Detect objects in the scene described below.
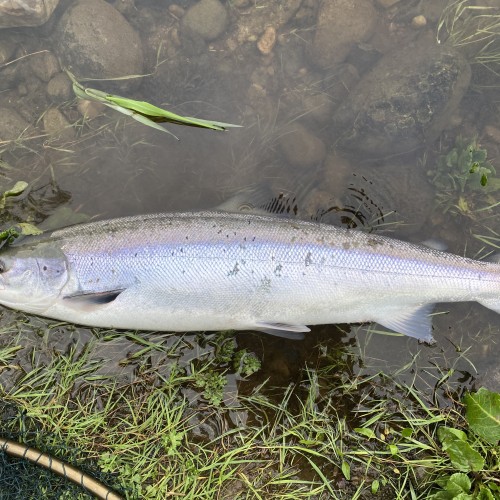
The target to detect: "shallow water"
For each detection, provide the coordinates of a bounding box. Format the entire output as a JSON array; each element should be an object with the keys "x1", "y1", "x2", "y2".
[{"x1": 0, "y1": 0, "x2": 499, "y2": 458}]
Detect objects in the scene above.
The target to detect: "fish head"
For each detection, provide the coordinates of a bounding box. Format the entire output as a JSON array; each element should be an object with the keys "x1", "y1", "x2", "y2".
[{"x1": 0, "y1": 242, "x2": 68, "y2": 314}]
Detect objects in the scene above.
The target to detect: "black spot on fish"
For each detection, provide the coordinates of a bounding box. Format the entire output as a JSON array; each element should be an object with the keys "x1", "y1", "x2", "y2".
[
  {"x1": 305, "y1": 252, "x2": 313, "y2": 267},
  {"x1": 228, "y1": 262, "x2": 240, "y2": 276}
]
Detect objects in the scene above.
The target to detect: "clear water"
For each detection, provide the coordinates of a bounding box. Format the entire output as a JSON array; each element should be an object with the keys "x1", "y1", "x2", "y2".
[{"x1": 0, "y1": 0, "x2": 499, "y2": 411}]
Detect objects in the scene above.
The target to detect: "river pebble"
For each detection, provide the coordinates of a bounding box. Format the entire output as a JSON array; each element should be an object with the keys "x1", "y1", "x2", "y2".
[
  {"x1": 375, "y1": 0, "x2": 400, "y2": 7},
  {"x1": 182, "y1": 0, "x2": 228, "y2": 41},
  {"x1": 411, "y1": 15, "x2": 427, "y2": 29},
  {"x1": 54, "y1": 0, "x2": 143, "y2": 91},
  {"x1": 43, "y1": 108, "x2": 75, "y2": 141},
  {"x1": 278, "y1": 123, "x2": 326, "y2": 168},
  {"x1": 257, "y1": 26, "x2": 277, "y2": 55},
  {"x1": 0, "y1": 107, "x2": 31, "y2": 141},
  {"x1": 29, "y1": 51, "x2": 60, "y2": 82},
  {"x1": 310, "y1": 0, "x2": 377, "y2": 69},
  {"x1": 47, "y1": 73, "x2": 72, "y2": 101}
]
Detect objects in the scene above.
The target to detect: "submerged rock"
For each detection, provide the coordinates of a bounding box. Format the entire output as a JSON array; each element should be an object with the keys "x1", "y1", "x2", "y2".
[
  {"x1": 309, "y1": 0, "x2": 377, "y2": 69},
  {"x1": 0, "y1": 0, "x2": 60, "y2": 28},
  {"x1": 278, "y1": 123, "x2": 326, "y2": 168},
  {"x1": 182, "y1": 0, "x2": 228, "y2": 41},
  {"x1": 54, "y1": 0, "x2": 143, "y2": 90},
  {"x1": 0, "y1": 107, "x2": 31, "y2": 141},
  {"x1": 332, "y1": 38, "x2": 471, "y2": 157},
  {"x1": 43, "y1": 107, "x2": 74, "y2": 141},
  {"x1": 29, "y1": 50, "x2": 60, "y2": 82}
]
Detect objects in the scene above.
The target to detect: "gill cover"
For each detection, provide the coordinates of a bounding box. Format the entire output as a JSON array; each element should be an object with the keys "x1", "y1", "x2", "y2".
[{"x1": 0, "y1": 241, "x2": 68, "y2": 314}]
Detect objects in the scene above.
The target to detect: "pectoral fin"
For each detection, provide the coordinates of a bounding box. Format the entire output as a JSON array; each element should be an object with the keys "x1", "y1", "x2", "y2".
[
  {"x1": 63, "y1": 289, "x2": 125, "y2": 310},
  {"x1": 375, "y1": 304, "x2": 435, "y2": 343},
  {"x1": 254, "y1": 321, "x2": 310, "y2": 340}
]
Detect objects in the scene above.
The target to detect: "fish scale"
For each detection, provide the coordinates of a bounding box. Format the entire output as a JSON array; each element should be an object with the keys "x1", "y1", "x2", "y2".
[{"x1": 0, "y1": 211, "x2": 499, "y2": 342}]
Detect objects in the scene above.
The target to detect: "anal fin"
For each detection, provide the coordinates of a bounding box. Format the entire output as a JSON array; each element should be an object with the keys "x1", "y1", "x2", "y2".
[
  {"x1": 374, "y1": 304, "x2": 435, "y2": 344},
  {"x1": 254, "y1": 321, "x2": 310, "y2": 340}
]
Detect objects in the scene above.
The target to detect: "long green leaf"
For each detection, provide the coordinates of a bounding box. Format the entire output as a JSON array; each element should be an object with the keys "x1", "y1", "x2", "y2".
[{"x1": 67, "y1": 70, "x2": 241, "y2": 136}]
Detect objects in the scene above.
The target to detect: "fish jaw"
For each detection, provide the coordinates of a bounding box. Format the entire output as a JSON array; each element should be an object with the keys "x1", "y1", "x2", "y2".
[{"x1": 0, "y1": 242, "x2": 69, "y2": 315}]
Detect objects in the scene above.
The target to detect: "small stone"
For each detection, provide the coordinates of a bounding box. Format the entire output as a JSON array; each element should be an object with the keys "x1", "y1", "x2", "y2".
[
  {"x1": 170, "y1": 27, "x2": 181, "y2": 47},
  {"x1": 231, "y1": 0, "x2": 250, "y2": 7},
  {"x1": 43, "y1": 108, "x2": 75, "y2": 141},
  {"x1": 168, "y1": 4, "x2": 185, "y2": 18},
  {"x1": 411, "y1": 15, "x2": 427, "y2": 29},
  {"x1": 323, "y1": 152, "x2": 354, "y2": 200},
  {"x1": 257, "y1": 26, "x2": 277, "y2": 55},
  {"x1": 302, "y1": 93, "x2": 333, "y2": 125},
  {"x1": 29, "y1": 51, "x2": 60, "y2": 82},
  {"x1": 375, "y1": 0, "x2": 400, "y2": 7},
  {"x1": 17, "y1": 82, "x2": 28, "y2": 97},
  {"x1": 0, "y1": 39, "x2": 16, "y2": 65},
  {"x1": 182, "y1": 0, "x2": 228, "y2": 41},
  {"x1": 77, "y1": 100, "x2": 106, "y2": 120},
  {"x1": 0, "y1": 107, "x2": 31, "y2": 141},
  {"x1": 47, "y1": 73, "x2": 72, "y2": 101},
  {"x1": 278, "y1": 123, "x2": 326, "y2": 168},
  {"x1": 483, "y1": 125, "x2": 500, "y2": 145}
]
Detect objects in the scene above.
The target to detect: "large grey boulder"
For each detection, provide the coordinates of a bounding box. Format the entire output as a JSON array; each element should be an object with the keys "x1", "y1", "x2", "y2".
[
  {"x1": 54, "y1": 0, "x2": 143, "y2": 90},
  {"x1": 332, "y1": 38, "x2": 471, "y2": 157}
]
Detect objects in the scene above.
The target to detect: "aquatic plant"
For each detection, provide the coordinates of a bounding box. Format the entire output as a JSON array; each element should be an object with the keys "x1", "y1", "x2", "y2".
[
  {"x1": 438, "y1": 1, "x2": 500, "y2": 76},
  {"x1": 0, "y1": 181, "x2": 42, "y2": 248},
  {"x1": 429, "y1": 136, "x2": 500, "y2": 217}
]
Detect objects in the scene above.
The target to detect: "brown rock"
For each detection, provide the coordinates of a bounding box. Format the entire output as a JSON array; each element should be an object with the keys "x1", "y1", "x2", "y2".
[
  {"x1": 0, "y1": 107, "x2": 31, "y2": 141},
  {"x1": 278, "y1": 123, "x2": 326, "y2": 168},
  {"x1": 43, "y1": 108, "x2": 75, "y2": 141},
  {"x1": 310, "y1": 0, "x2": 378, "y2": 69},
  {"x1": 0, "y1": 0, "x2": 60, "y2": 28},
  {"x1": 257, "y1": 26, "x2": 277, "y2": 55},
  {"x1": 47, "y1": 73, "x2": 72, "y2": 100},
  {"x1": 55, "y1": 0, "x2": 143, "y2": 92},
  {"x1": 30, "y1": 51, "x2": 60, "y2": 82},
  {"x1": 483, "y1": 125, "x2": 500, "y2": 145}
]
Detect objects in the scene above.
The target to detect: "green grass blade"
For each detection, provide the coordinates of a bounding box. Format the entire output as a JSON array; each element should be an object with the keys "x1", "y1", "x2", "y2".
[
  {"x1": 105, "y1": 95, "x2": 241, "y2": 130},
  {"x1": 66, "y1": 69, "x2": 241, "y2": 134}
]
